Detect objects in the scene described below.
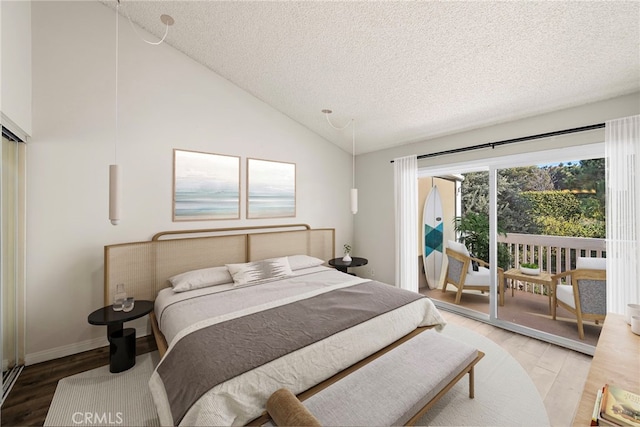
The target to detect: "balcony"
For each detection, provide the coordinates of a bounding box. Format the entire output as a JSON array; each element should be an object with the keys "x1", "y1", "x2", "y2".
[{"x1": 420, "y1": 233, "x2": 606, "y2": 346}]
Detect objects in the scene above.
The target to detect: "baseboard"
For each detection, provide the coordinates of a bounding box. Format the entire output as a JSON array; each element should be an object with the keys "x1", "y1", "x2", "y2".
[{"x1": 25, "y1": 326, "x2": 150, "y2": 366}]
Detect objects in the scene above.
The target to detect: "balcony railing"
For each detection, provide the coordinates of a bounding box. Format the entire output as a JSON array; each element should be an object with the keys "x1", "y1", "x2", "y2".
[{"x1": 498, "y1": 233, "x2": 606, "y2": 275}]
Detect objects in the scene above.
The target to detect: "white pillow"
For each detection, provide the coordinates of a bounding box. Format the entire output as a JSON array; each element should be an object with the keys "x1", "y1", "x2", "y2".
[
  {"x1": 226, "y1": 257, "x2": 293, "y2": 286},
  {"x1": 168, "y1": 266, "x2": 233, "y2": 292},
  {"x1": 576, "y1": 256, "x2": 606, "y2": 270},
  {"x1": 447, "y1": 240, "x2": 476, "y2": 273},
  {"x1": 287, "y1": 255, "x2": 325, "y2": 271},
  {"x1": 447, "y1": 240, "x2": 470, "y2": 257}
]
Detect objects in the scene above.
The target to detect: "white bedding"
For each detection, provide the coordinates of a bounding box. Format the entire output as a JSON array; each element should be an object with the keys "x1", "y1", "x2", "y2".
[
  {"x1": 149, "y1": 268, "x2": 446, "y2": 426},
  {"x1": 156, "y1": 266, "x2": 347, "y2": 345}
]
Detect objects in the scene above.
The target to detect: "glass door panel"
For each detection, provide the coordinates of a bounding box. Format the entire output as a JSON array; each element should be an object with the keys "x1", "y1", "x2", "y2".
[
  {"x1": 419, "y1": 170, "x2": 497, "y2": 318},
  {"x1": 496, "y1": 159, "x2": 606, "y2": 346}
]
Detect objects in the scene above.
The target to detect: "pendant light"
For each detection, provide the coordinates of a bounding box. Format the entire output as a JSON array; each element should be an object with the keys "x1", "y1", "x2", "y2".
[
  {"x1": 349, "y1": 122, "x2": 358, "y2": 215},
  {"x1": 108, "y1": 0, "x2": 174, "y2": 225},
  {"x1": 322, "y1": 109, "x2": 358, "y2": 214},
  {"x1": 109, "y1": 1, "x2": 121, "y2": 225}
]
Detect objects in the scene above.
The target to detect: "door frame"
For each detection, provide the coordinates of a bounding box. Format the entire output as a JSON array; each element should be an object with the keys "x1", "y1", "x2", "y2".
[{"x1": 418, "y1": 143, "x2": 604, "y2": 355}]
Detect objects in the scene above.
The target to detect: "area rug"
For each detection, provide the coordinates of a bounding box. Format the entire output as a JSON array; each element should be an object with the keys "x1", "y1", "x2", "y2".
[
  {"x1": 416, "y1": 323, "x2": 550, "y2": 426},
  {"x1": 44, "y1": 352, "x2": 161, "y2": 427},
  {"x1": 45, "y1": 325, "x2": 549, "y2": 427}
]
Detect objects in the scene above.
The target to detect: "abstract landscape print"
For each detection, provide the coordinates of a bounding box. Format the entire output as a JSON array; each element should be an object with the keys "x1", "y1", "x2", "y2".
[
  {"x1": 247, "y1": 158, "x2": 296, "y2": 219},
  {"x1": 173, "y1": 149, "x2": 241, "y2": 221}
]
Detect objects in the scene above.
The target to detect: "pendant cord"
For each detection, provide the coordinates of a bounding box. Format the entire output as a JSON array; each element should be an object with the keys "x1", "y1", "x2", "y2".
[
  {"x1": 324, "y1": 113, "x2": 351, "y2": 131},
  {"x1": 352, "y1": 121, "x2": 355, "y2": 188},
  {"x1": 115, "y1": 1, "x2": 119, "y2": 164},
  {"x1": 323, "y1": 112, "x2": 356, "y2": 188},
  {"x1": 123, "y1": 2, "x2": 171, "y2": 45},
  {"x1": 323, "y1": 110, "x2": 358, "y2": 214}
]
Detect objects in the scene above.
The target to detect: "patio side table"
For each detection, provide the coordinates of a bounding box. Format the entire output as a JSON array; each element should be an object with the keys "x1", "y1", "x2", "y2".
[{"x1": 501, "y1": 268, "x2": 554, "y2": 315}]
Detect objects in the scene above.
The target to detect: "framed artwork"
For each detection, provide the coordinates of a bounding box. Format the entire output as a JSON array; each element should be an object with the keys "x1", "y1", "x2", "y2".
[
  {"x1": 173, "y1": 149, "x2": 240, "y2": 221},
  {"x1": 247, "y1": 158, "x2": 296, "y2": 219}
]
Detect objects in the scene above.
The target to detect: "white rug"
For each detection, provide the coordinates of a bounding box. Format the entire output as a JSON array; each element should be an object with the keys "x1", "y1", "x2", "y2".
[
  {"x1": 44, "y1": 352, "x2": 161, "y2": 427},
  {"x1": 417, "y1": 323, "x2": 549, "y2": 426},
  {"x1": 45, "y1": 325, "x2": 549, "y2": 427}
]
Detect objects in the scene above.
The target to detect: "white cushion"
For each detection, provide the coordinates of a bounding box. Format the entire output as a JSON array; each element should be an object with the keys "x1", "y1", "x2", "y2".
[
  {"x1": 168, "y1": 266, "x2": 233, "y2": 292},
  {"x1": 447, "y1": 240, "x2": 470, "y2": 258},
  {"x1": 226, "y1": 257, "x2": 293, "y2": 286},
  {"x1": 556, "y1": 283, "x2": 575, "y2": 308},
  {"x1": 302, "y1": 330, "x2": 478, "y2": 427},
  {"x1": 447, "y1": 240, "x2": 478, "y2": 274},
  {"x1": 287, "y1": 255, "x2": 325, "y2": 271},
  {"x1": 576, "y1": 257, "x2": 606, "y2": 270},
  {"x1": 463, "y1": 266, "x2": 490, "y2": 285}
]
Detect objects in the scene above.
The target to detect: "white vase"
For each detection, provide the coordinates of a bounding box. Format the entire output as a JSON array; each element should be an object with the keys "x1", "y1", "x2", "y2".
[
  {"x1": 342, "y1": 254, "x2": 352, "y2": 262},
  {"x1": 520, "y1": 267, "x2": 540, "y2": 276}
]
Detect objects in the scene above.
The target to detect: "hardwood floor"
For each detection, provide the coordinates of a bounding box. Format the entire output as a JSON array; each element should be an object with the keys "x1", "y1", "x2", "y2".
[
  {"x1": 0, "y1": 335, "x2": 157, "y2": 427},
  {"x1": 440, "y1": 310, "x2": 592, "y2": 427},
  {"x1": 1, "y1": 316, "x2": 590, "y2": 427}
]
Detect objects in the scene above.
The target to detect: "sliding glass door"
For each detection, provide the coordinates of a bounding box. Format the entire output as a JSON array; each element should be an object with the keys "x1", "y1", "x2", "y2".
[
  {"x1": 495, "y1": 159, "x2": 606, "y2": 347},
  {"x1": 1, "y1": 130, "x2": 26, "y2": 404},
  {"x1": 419, "y1": 143, "x2": 605, "y2": 354},
  {"x1": 419, "y1": 171, "x2": 493, "y2": 318}
]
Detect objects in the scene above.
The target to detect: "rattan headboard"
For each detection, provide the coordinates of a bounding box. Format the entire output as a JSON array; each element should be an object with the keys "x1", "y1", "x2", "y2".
[{"x1": 104, "y1": 224, "x2": 335, "y2": 305}]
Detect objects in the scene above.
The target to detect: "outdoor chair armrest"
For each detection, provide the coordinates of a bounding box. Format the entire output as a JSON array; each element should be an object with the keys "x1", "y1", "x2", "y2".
[
  {"x1": 468, "y1": 257, "x2": 502, "y2": 274},
  {"x1": 471, "y1": 257, "x2": 490, "y2": 268},
  {"x1": 552, "y1": 270, "x2": 573, "y2": 282}
]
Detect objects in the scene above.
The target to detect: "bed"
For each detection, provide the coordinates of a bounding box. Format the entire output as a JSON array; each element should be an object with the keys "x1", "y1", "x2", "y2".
[{"x1": 104, "y1": 224, "x2": 446, "y2": 426}]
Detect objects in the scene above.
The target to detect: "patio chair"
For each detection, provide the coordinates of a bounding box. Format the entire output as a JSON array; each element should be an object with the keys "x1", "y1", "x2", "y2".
[
  {"x1": 443, "y1": 240, "x2": 497, "y2": 305},
  {"x1": 552, "y1": 257, "x2": 606, "y2": 340}
]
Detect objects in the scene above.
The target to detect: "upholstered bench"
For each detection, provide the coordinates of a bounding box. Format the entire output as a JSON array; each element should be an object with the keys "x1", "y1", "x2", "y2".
[{"x1": 264, "y1": 329, "x2": 484, "y2": 426}]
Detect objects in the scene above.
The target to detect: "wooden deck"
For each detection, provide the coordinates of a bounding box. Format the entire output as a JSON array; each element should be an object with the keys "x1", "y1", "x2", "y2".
[{"x1": 421, "y1": 284, "x2": 602, "y2": 347}]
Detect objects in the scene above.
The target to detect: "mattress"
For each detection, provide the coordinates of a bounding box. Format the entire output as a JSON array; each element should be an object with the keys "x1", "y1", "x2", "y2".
[{"x1": 149, "y1": 267, "x2": 446, "y2": 426}]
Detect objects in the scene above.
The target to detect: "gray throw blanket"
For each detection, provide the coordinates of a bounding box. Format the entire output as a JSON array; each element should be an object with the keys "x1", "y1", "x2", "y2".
[{"x1": 156, "y1": 280, "x2": 424, "y2": 425}]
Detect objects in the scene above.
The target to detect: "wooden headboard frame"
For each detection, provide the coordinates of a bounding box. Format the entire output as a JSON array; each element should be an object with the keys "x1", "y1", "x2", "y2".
[{"x1": 104, "y1": 224, "x2": 335, "y2": 305}]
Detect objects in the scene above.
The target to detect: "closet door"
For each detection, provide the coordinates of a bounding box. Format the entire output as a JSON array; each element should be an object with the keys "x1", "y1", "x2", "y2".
[{"x1": 2, "y1": 129, "x2": 26, "y2": 403}]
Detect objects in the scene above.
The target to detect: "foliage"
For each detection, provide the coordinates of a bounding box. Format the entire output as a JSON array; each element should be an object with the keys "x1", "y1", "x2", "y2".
[
  {"x1": 457, "y1": 158, "x2": 606, "y2": 270},
  {"x1": 521, "y1": 262, "x2": 539, "y2": 269},
  {"x1": 536, "y1": 216, "x2": 605, "y2": 238},
  {"x1": 343, "y1": 244, "x2": 351, "y2": 255},
  {"x1": 454, "y1": 212, "x2": 511, "y2": 269},
  {"x1": 461, "y1": 170, "x2": 539, "y2": 235},
  {"x1": 499, "y1": 166, "x2": 555, "y2": 192},
  {"x1": 518, "y1": 189, "x2": 605, "y2": 238},
  {"x1": 542, "y1": 158, "x2": 606, "y2": 221},
  {"x1": 521, "y1": 191, "x2": 581, "y2": 219}
]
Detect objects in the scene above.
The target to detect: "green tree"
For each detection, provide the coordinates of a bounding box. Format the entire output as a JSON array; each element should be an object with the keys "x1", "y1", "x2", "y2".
[
  {"x1": 461, "y1": 169, "x2": 541, "y2": 235},
  {"x1": 521, "y1": 191, "x2": 581, "y2": 220},
  {"x1": 454, "y1": 212, "x2": 511, "y2": 269},
  {"x1": 459, "y1": 160, "x2": 606, "y2": 263}
]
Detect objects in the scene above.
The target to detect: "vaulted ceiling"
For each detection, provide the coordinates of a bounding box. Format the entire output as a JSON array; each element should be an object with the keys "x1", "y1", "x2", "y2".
[{"x1": 100, "y1": 1, "x2": 640, "y2": 154}]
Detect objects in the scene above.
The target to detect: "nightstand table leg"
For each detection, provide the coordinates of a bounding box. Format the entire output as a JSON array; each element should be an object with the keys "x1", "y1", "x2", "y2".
[{"x1": 109, "y1": 327, "x2": 136, "y2": 373}]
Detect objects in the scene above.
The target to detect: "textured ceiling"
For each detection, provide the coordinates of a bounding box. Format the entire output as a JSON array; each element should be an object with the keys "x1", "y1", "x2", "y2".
[{"x1": 100, "y1": 1, "x2": 640, "y2": 154}]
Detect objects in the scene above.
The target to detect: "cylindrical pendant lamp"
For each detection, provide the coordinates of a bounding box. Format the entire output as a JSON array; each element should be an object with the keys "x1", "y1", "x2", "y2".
[
  {"x1": 322, "y1": 109, "x2": 359, "y2": 215},
  {"x1": 350, "y1": 188, "x2": 358, "y2": 214},
  {"x1": 109, "y1": 164, "x2": 121, "y2": 225}
]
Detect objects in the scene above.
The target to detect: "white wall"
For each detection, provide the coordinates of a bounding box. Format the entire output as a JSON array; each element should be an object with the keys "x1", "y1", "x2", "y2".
[
  {"x1": 27, "y1": 1, "x2": 354, "y2": 364},
  {"x1": 1, "y1": 0, "x2": 32, "y2": 138},
  {"x1": 356, "y1": 93, "x2": 640, "y2": 285}
]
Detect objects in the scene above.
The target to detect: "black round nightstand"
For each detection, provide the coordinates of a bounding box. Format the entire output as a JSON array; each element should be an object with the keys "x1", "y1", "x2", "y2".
[
  {"x1": 88, "y1": 300, "x2": 153, "y2": 373},
  {"x1": 328, "y1": 257, "x2": 368, "y2": 275}
]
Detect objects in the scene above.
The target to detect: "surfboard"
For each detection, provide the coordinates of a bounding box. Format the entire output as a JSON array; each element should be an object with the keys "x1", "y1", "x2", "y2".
[{"x1": 423, "y1": 185, "x2": 444, "y2": 289}]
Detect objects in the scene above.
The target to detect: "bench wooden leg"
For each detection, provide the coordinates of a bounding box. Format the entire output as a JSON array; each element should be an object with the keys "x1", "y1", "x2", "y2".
[{"x1": 469, "y1": 366, "x2": 475, "y2": 399}]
